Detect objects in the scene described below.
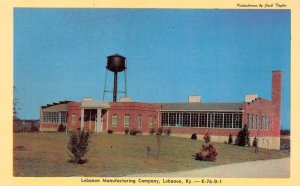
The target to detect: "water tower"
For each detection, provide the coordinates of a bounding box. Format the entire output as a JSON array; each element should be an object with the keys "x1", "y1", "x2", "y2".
[{"x1": 103, "y1": 53, "x2": 127, "y2": 102}]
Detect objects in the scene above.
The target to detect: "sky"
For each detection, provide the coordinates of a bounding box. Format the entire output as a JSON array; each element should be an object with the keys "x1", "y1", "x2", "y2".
[{"x1": 14, "y1": 9, "x2": 291, "y2": 129}]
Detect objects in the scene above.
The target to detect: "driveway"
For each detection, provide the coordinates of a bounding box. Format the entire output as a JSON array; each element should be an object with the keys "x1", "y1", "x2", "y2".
[{"x1": 127, "y1": 158, "x2": 290, "y2": 178}]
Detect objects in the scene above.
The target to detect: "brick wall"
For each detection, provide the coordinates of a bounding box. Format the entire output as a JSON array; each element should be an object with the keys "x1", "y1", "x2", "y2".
[
  {"x1": 107, "y1": 102, "x2": 160, "y2": 133},
  {"x1": 67, "y1": 102, "x2": 81, "y2": 131},
  {"x1": 242, "y1": 71, "x2": 281, "y2": 138}
]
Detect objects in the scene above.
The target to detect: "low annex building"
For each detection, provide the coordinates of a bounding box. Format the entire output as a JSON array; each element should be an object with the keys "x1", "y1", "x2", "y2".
[{"x1": 40, "y1": 71, "x2": 282, "y2": 150}]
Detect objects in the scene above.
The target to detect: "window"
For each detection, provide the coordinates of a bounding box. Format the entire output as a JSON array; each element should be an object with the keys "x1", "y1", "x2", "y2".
[
  {"x1": 208, "y1": 113, "x2": 215, "y2": 128},
  {"x1": 255, "y1": 115, "x2": 259, "y2": 129},
  {"x1": 43, "y1": 112, "x2": 57, "y2": 123},
  {"x1": 263, "y1": 116, "x2": 267, "y2": 129},
  {"x1": 124, "y1": 114, "x2": 130, "y2": 127},
  {"x1": 137, "y1": 115, "x2": 142, "y2": 128},
  {"x1": 199, "y1": 113, "x2": 208, "y2": 127},
  {"x1": 233, "y1": 113, "x2": 242, "y2": 128},
  {"x1": 168, "y1": 113, "x2": 176, "y2": 126},
  {"x1": 161, "y1": 113, "x2": 168, "y2": 126},
  {"x1": 267, "y1": 117, "x2": 271, "y2": 130},
  {"x1": 247, "y1": 114, "x2": 250, "y2": 129},
  {"x1": 214, "y1": 113, "x2": 223, "y2": 128},
  {"x1": 251, "y1": 114, "x2": 255, "y2": 129},
  {"x1": 262, "y1": 116, "x2": 267, "y2": 130},
  {"x1": 112, "y1": 114, "x2": 118, "y2": 127},
  {"x1": 71, "y1": 114, "x2": 77, "y2": 126},
  {"x1": 260, "y1": 116, "x2": 264, "y2": 130},
  {"x1": 182, "y1": 113, "x2": 190, "y2": 127},
  {"x1": 191, "y1": 113, "x2": 199, "y2": 127},
  {"x1": 148, "y1": 116, "x2": 153, "y2": 128},
  {"x1": 176, "y1": 113, "x2": 183, "y2": 127},
  {"x1": 224, "y1": 113, "x2": 233, "y2": 128},
  {"x1": 61, "y1": 112, "x2": 68, "y2": 123},
  {"x1": 43, "y1": 112, "x2": 67, "y2": 124}
]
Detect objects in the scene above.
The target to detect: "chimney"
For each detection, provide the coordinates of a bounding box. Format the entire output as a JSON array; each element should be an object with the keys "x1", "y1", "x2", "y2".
[
  {"x1": 188, "y1": 96, "x2": 201, "y2": 103},
  {"x1": 271, "y1": 70, "x2": 282, "y2": 138},
  {"x1": 272, "y1": 71, "x2": 282, "y2": 110}
]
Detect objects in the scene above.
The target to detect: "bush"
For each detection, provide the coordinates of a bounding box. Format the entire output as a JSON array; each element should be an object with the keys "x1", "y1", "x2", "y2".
[
  {"x1": 130, "y1": 128, "x2": 139, "y2": 136},
  {"x1": 235, "y1": 124, "x2": 250, "y2": 146},
  {"x1": 280, "y1": 129, "x2": 290, "y2": 135},
  {"x1": 107, "y1": 129, "x2": 113, "y2": 134},
  {"x1": 149, "y1": 128, "x2": 156, "y2": 135},
  {"x1": 57, "y1": 124, "x2": 66, "y2": 132},
  {"x1": 203, "y1": 133, "x2": 211, "y2": 143},
  {"x1": 68, "y1": 130, "x2": 90, "y2": 164},
  {"x1": 228, "y1": 134, "x2": 233, "y2": 144},
  {"x1": 124, "y1": 128, "x2": 129, "y2": 135},
  {"x1": 156, "y1": 127, "x2": 164, "y2": 158},
  {"x1": 30, "y1": 124, "x2": 39, "y2": 133},
  {"x1": 191, "y1": 133, "x2": 197, "y2": 140},
  {"x1": 164, "y1": 128, "x2": 171, "y2": 136}
]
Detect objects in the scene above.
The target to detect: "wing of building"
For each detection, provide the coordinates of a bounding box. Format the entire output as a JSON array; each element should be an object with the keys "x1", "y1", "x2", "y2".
[{"x1": 39, "y1": 71, "x2": 282, "y2": 149}]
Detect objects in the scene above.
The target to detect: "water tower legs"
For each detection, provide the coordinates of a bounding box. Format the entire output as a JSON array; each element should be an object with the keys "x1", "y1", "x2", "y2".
[{"x1": 113, "y1": 72, "x2": 118, "y2": 102}]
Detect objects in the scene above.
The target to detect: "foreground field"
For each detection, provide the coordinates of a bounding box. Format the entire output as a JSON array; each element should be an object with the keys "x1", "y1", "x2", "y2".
[{"x1": 13, "y1": 133, "x2": 289, "y2": 177}]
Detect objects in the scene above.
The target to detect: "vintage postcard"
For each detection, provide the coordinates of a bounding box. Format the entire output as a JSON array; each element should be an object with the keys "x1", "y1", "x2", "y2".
[{"x1": 0, "y1": 0, "x2": 299, "y2": 186}]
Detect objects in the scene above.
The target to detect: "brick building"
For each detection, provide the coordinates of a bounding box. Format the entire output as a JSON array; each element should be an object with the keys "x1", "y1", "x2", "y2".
[{"x1": 40, "y1": 71, "x2": 282, "y2": 149}]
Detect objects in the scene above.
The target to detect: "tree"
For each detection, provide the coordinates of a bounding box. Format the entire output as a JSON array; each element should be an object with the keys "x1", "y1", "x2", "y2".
[
  {"x1": 68, "y1": 130, "x2": 90, "y2": 164},
  {"x1": 13, "y1": 86, "x2": 20, "y2": 121},
  {"x1": 156, "y1": 127, "x2": 164, "y2": 158},
  {"x1": 235, "y1": 124, "x2": 250, "y2": 146},
  {"x1": 228, "y1": 134, "x2": 233, "y2": 144}
]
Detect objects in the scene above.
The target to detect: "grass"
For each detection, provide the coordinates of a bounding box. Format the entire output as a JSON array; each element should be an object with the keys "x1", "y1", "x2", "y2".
[{"x1": 13, "y1": 133, "x2": 289, "y2": 177}]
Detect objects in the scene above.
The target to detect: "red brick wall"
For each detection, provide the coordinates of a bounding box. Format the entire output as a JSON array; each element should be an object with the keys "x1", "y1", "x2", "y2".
[
  {"x1": 67, "y1": 102, "x2": 81, "y2": 131},
  {"x1": 242, "y1": 98, "x2": 277, "y2": 137},
  {"x1": 39, "y1": 123, "x2": 63, "y2": 131},
  {"x1": 242, "y1": 71, "x2": 282, "y2": 138},
  {"x1": 164, "y1": 127, "x2": 240, "y2": 136},
  {"x1": 107, "y1": 102, "x2": 161, "y2": 133}
]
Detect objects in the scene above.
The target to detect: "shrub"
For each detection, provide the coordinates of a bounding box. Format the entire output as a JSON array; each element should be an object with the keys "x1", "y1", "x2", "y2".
[
  {"x1": 130, "y1": 128, "x2": 139, "y2": 135},
  {"x1": 30, "y1": 124, "x2": 39, "y2": 133},
  {"x1": 68, "y1": 130, "x2": 90, "y2": 164},
  {"x1": 191, "y1": 133, "x2": 197, "y2": 140},
  {"x1": 203, "y1": 132, "x2": 211, "y2": 143},
  {"x1": 228, "y1": 134, "x2": 233, "y2": 144},
  {"x1": 149, "y1": 128, "x2": 156, "y2": 135},
  {"x1": 164, "y1": 128, "x2": 172, "y2": 136},
  {"x1": 156, "y1": 127, "x2": 164, "y2": 158},
  {"x1": 57, "y1": 124, "x2": 66, "y2": 132},
  {"x1": 124, "y1": 128, "x2": 129, "y2": 135},
  {"x1": 235, "y1": 124, "x2": 250, "y2": 146},
  {"x1": 107, "y1": 129, "x2": 113, "y2": 134}
]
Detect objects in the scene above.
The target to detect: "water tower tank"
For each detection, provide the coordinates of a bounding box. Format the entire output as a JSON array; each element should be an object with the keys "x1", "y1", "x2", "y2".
[
  {"x1": 104, "y1": 53, "x2": 127, "y2": 102},
  {"x1": 106, "y1": 54, "x2": 126, "y2": 72}
]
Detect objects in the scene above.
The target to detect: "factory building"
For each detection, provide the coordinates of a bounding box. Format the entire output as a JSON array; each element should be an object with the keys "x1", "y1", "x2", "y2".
[{"x1": 39, "y1": 71, "x2": 282, "y2": 150}]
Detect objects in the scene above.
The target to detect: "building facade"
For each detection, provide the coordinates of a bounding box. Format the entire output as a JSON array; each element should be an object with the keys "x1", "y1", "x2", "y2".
[{"x1": 39, "y1": 71, "x2": 282, "y2": 149}]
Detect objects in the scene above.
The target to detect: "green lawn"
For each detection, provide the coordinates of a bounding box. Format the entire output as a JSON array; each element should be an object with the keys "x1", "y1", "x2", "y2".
[{"x1": 13, "y1": 133, "x2": 289, "y2": 177}]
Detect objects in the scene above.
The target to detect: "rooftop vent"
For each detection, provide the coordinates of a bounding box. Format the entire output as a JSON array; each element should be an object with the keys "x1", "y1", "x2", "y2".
[
  {"x1": 245, "y1": 94, "x2": 258, "y2": 103},
  {"x1": 82, "y1": 97, "x2": 93, "y2": 102},
  {"x1": 120, "y1": 96, "x2": 132, "y2": 102},
  {"x1": 188, "y1": 96, "x2": 201, "y2": 103}
]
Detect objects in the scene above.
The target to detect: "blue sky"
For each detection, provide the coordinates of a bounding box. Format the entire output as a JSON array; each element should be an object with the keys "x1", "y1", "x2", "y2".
[{"x1": 14, "y1": 9, "x2": 290, "y2": 129}]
